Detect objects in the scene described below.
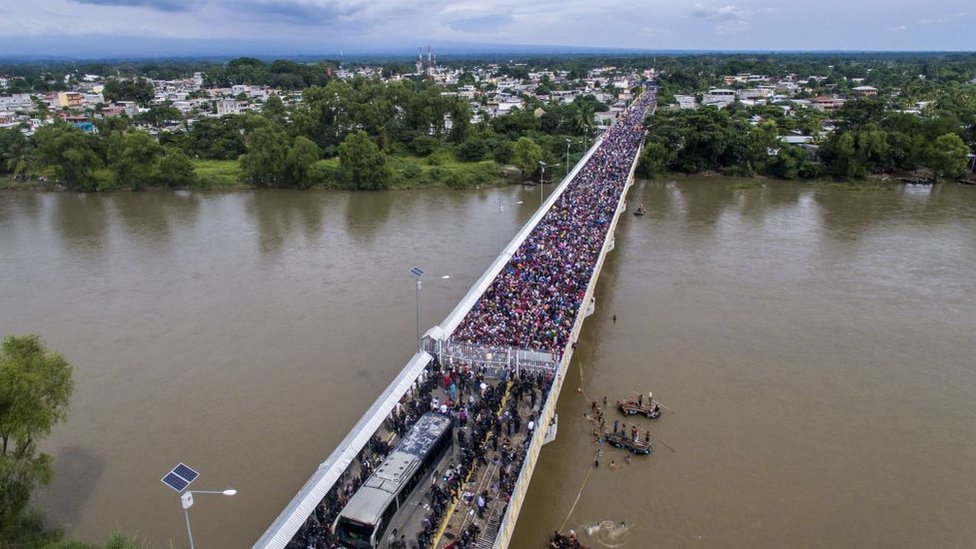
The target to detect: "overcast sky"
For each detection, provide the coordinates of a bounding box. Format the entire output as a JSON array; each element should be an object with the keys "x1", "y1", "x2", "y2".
[{"x1": 0, "y1": 0, "x2": 973, "y2": 57}]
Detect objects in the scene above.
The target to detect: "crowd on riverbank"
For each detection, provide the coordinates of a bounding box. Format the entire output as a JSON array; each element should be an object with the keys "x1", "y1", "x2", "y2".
[{"x1": 452, "y1": 89, "x2": 656, "y2": 355}]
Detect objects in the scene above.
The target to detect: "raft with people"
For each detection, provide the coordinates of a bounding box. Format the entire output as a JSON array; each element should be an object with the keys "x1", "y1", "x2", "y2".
[
  {"x1": 617, "y1": 392, "x2": 661, "y2": 418},
  {"x1": 605, "y1": 429, "x2": 652, "y2": 455},
  {"x1": 633, "y1": 203, "x2": 646, "y2": 217}
]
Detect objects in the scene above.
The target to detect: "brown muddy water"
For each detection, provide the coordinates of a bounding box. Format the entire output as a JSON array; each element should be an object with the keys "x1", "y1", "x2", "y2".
[{"x1": 1, "y1": 179, "x2": 974, "y2": 548}]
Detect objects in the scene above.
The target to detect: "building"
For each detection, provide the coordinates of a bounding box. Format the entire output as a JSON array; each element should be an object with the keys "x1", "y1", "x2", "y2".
[
  {"x1": 216, "y1": 99, "x2": 243, "y2": 116},
  {"x1": 0, "y1": 94, "x2": 34, "y2": 112},
  {"x1": 57, "y1": 92, "x2": 83, "y2": 109},
  {"x1": 852, "y1": 85, "x2": 878, "y2": 96},
  {"x1": 673, "y1": 95, "x2": 697, "y2": 110},
  {"x1": 811, "y1": 96, "x2": 845, "y2": 112},
  {"x1": 702, "y1": 88, "x2": 736, "y2": 108}
]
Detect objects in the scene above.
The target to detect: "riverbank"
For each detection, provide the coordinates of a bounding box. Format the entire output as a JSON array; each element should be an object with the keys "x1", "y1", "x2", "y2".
[
  {"x1": 1, "y1": 156, "x2": 515, "y2": 192},
  {"x1": 655, "y1": 171, "x2": 974, "y2": 191}
]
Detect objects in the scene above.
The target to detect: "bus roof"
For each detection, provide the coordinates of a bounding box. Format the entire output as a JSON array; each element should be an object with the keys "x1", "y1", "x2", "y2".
[
  {"x1": 398, "y1": 413, "x2": 452, "y2": 457},
  {"x1": 338, "y1": 414, "x2": 452, "y2": 526}
]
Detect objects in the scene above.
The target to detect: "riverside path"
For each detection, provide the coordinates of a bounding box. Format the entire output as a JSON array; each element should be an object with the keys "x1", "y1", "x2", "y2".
[{"x1": 255, "y1": 85, "x2": 657, "y2": 549}]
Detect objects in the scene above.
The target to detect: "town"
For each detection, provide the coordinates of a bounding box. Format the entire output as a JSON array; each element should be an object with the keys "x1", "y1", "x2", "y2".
[{"x1": 2, "y1": 53, "x2": 974, "y2": 191}]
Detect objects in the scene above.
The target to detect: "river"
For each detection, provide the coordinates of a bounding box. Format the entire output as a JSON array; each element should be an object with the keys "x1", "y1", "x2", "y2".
[{"x1": 1, "y1": 179, "x2": 974, "y2": 548}]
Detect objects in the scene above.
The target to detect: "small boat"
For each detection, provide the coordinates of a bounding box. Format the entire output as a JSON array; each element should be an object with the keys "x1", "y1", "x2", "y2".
[
  {"x1": 617, "y1": 392, "x2": 661, "y2": 418},
  {"x1": 633, "y1": 203, "x2": 647, "y2": 217},
  {"x1": 605, "y1": 430, "x2": 652, "y2": 455}
]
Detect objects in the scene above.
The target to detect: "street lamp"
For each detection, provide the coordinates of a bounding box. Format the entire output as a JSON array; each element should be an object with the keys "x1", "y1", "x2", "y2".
[
  {"x1": 538, "y1": 161, "x2": 559, "y2": 206},
  {"x1": 496, "y1": 197, "x2": 523, "y2": 254},
  {"x1": 565, "y1": 139, "x2": 572, "y2": 177},
  {"x1": 180, "y1": 489, "x2": 237, "y2": 549},
  {"x1": 410, "y1": 266, "x2": 424, "y2": 350},
  {"x1": 161, "y1": 463, "x2": 236, "y2": 549}
]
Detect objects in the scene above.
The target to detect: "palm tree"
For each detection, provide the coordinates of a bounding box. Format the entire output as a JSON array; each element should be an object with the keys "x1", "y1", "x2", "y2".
[{"x1": 574, "y1": 102, "x2": 595, "y2": 139}]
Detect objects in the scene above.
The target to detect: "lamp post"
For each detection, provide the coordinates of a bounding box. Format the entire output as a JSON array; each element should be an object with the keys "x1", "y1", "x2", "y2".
[
  {"x1": 538, "y1": 161, "x2": 559, "y2": 207},
  {"x1": 410, "y1": 266, "x2": 424, "y2": 350},
  {"x1": 180, "y1": 489, "x2": 237, "y2": 549},
  {"x1": 496, "y1": 197, "x2": 523, "y2": 254},
  {"x1": 565, "y1": 139, "x2": 572, "y2": 177},
  {"x1": 496, "y1": 197, "x2": 503, "y2": 254}
]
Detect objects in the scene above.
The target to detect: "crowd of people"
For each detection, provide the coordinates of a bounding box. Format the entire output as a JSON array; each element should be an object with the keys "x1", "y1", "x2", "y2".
[
  {"x1": 287, "y1": 89, "x2": 655, "y2": 549},
  {"x1": 452, "y1": 89, "x2": 656, "y2": 356},
  {"x1": 287, "y1": 357, "x2": 554, "y2": 549}
]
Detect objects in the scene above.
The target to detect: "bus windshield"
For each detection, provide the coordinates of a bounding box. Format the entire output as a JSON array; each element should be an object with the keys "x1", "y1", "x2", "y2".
[{"x1": 336, "y1": 518, "x2": 373, "y2": 549}]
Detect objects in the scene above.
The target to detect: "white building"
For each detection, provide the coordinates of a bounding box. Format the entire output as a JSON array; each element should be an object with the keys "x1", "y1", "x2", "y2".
[
  {"x1": 702, "y1": 89, "x2": 736, "y2": 108},
  {"x1": 673, "y1": 95, "x2": 697, "y2": 109},
  {"x1": 217, "y1": 99, "x2": 243, "y2": 116}
]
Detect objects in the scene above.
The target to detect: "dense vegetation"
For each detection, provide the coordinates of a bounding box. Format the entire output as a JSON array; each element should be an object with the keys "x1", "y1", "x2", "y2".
[
  {"x1": 1, "y1": 70, "x2": 602, "y2": 190},
  {"x1": 637, "y1": 54, "x2": 976, "y2": 181},
  {"x1": 640, "y1": 96, "x2": 974, "y2": 181},
  {"x1": 1, "y1": 53, "x2": 974, "y2": 190}
]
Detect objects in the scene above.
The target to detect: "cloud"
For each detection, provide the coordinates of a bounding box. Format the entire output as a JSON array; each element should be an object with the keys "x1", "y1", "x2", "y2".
[
  {"x1": 70, "y1": 0, "x2": 194, "y2": 11},
  {"x1": 640, "y1": 26, "x2": 674, "y2": 37},
  {"x1": 446, "y1": 14, "x2": 513, "y2": 34},
  {"x1": 690, "y1": 3, "x2": 750, "y2": 34},
  {"x1": 887, "y1": 25, "x2": 908, "y2": 32},
  {"x1": 691, "y1": 3, "x2": 748, "y2": 21},
  {"x1": 234, "y1": 0, "x2": 367, "y2": 23},
  {"x1": 919, "y1": 12, "x2": 967, "y2": 24}
]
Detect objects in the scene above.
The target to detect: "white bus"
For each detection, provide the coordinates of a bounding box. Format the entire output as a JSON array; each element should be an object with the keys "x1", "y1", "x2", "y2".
[{"x1": 333, "y1": 413, "x2": 453, "y2": 548}]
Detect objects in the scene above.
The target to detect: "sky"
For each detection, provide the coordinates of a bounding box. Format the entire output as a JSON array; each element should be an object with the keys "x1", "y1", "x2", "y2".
[{"x1": 0, "y1": 0, "x2": 973, "y2": 58}]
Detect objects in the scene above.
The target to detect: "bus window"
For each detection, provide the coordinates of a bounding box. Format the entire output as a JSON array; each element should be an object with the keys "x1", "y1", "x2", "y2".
[{"x1": 336, "y1": 518, "x2": 373, "y2": 549}]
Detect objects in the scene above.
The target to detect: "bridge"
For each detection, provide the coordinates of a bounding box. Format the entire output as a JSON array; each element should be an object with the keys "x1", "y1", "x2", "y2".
[{"x1": 255, "y1": 86, "x2": 657, "y2": 549}]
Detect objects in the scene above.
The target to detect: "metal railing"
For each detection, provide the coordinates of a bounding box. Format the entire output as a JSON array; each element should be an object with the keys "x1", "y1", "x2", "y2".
[{"x1": 438, "y1": 340, "x2": 560, "y2": 378}]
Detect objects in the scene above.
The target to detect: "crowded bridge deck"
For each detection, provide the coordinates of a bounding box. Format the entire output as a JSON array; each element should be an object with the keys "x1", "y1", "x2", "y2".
[{"x1": 255, "y1": 85, "x2": 657, "y2": 549}]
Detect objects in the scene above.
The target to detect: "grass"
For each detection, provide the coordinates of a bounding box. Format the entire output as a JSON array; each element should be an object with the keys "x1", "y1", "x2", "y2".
[
  {"x1": 192, "y1": 159, "x2": 243, "y2": 189},
  {"x1": 3, "y1": 154, "x2": 509, "y2": 192},
  {"x1": 387, "y1": 155, "x2": 506, "y2": 189}
]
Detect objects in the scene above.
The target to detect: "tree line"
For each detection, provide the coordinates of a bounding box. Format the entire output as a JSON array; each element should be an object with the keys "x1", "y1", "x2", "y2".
[{"x1": 640, "y1": 95, "x2": 974, "y2": 181}]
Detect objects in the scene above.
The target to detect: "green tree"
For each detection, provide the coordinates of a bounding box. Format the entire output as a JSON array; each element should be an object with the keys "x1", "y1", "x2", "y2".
[
  {"x1": 0, "y1": 128, "x2": 30, "y2": 176},
  {"x1": 138, "y1": 102, "x2": 182, "y2": 127},
  {"x1": 512, "y1": 137, "x2": 543, "y2": 179},
  {"x1": 284, "y1": 136, "x2": 321, "y2": 189},
  {"x1": 154, "y1": 147, "x2": 196, "y2": 188},
  {"x1": 638, "y1": 141, "x2": 671, "y2": 176},
  {"x1": 32, "y1": 124, "x2": 101, "y2": 191},
  {"x1": 182, "y1": 117, "x2": 246, "y2": 160},
  {"x1": 0, "y1": 335, "x2": 74, "y2": 542},
  {"x1": 924, "y1": 133, "x2": 969, "y2": 181},
  {"x1": 261, "y1": 95, "x2": 286, "y2": 123},
  {"x1": 102, "y1": 78, "x2": 155, "y2": 105},
  {"x1": 240, "y1": 126, "x2": 290, "y2": 188},
  {"x1": 448, "y1": 99, "x2": 471, "y2": 143},
  {"x1": 339, "y1": 130, "x2": 390, "y2": 190},
  {"x1": 109, "y1": 131, "x2": 163, "y2": 190},
  {"x1": 572, "y1": 100, "x2": 595, "y2": 138},
  {"x1": 821, "y1": 132, "x2": 865, "y2": 179},
  {"x1": 745, "y1": 120, "x2": 779, "y2": 173}
]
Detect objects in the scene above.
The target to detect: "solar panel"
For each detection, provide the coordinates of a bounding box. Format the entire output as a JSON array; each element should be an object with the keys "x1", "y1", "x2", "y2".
[
  {"x1": 410, "y1": 266, "x2": 424, "y2": 278},
  {"x1": 173, "y1": 463, "x2": 199, "y2": 483},
  {"x1": 161, "y1": 462, "x2": 200, "y2": 493},
  {"x1": 162, "y1": 471, "x2": 189, "y2": 492}
]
